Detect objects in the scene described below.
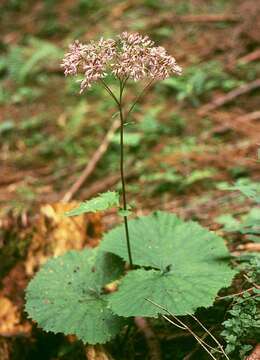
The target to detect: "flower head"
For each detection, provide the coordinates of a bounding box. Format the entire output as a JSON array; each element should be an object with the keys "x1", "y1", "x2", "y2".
[
  {"x1": 62, "y1": 38, "x2": 116, "y2": 93},
  {"x1": 61, "y1": 32, "x2": 181, "y2": 92}
]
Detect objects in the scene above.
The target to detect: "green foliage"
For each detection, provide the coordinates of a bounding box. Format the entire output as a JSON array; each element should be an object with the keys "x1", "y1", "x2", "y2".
[
  {"x1": 143, "y1": 0, "x2": 167, "y2": 10},
  {"x1": 247, "y1": 257, "x2": 260, "y2": 284},
  {"x1": 101, "y1": 212, "x2": 235, "y2": 317},
  {"x1": 1, "y1": 0, "x2": 23, "y2": 10},
  {"x1": 0, "y1": 120, "x2": 15, "y2": 135},
  {"x1": 160, "y1": 61, "x2": 242, "y2": 106},
  {"x1": 11, "y1": 86, "x2": 42, "y2": 104},
  {"x1": 184, "y1": 168, "x2": 216, "y2": 186},
  {"x1": 21, "y1": 26, "x2": 240, "y2": 352},
  {"x1": 217, "y1": 208, "x2": 260, "y2": 242},
  {"x1": 75, "y1": 0, "x2": 101, "y2": 12},
  {"x1": 65, "y1": 101, "x2": 89, "y2": 138},
  {"x1": 112, "y1": 132, "x2": 142, "y2": 147},
  {"x1": 221, "y1": 291, "x2": 260, "y2": 358},
  {"x1": 217, "y1": 179, "x2": 260, "y2": 242},
  {"x1": 111, "y1": 107, "x2": 171, "y2": 148},
  {"x1": 137, "y1": 107, "x2": 172, "y2": 137},
  {"x1": 25, "y1": 249, "x2": 125, "y2": 344},
  {"x1": 2, "y1": 37, "x2": 62, "y2": 84},
  {"x1": 217, "y1": 177, "x2": 260, "y2": 356},
  {"x1": 141, "y1": 169, "x2": 182, "y2": 186},
  {"x1": 65, "y1": 191, "x2": 120, "y2": 216},
  {"x1": 219, "y1": 178, "x2": 260, "y2": 204},
  {"x1": 245, "y1": 257, "x2": 260, "y2": 284},
  {"x1": 141, "y1": 167, "x2": 216, "y2": 194},
  {"x1": 26, "y1": 211, "x2": 235, "y2": 344}
]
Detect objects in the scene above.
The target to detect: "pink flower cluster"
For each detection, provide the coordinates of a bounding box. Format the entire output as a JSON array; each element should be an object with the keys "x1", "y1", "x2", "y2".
[{"x1": 61, "y1": 32, "x2": 182, "y2": 93}]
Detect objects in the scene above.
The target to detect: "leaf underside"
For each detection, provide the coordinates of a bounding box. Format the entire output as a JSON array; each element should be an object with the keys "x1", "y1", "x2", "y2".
[
  {"x1": 65, "y1": 191, "x2": 120, "y2": 216},
  {"x1": 25, "y1": 249, "x2": 125, "y2": 344},
  {"x1": 100, "y1": 211, "x2": 236, "y2": 317}
]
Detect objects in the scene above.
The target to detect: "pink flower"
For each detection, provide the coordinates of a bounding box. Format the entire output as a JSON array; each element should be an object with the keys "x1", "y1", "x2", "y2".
[
  {"x1": 62, "y1": 38, "x2": 116, "y2": 93},
  {"x1": 61, "y1": 32, "x2": 181, "y2": 92}
]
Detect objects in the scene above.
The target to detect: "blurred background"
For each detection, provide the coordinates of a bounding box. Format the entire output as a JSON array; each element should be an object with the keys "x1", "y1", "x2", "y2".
[{"x1": 0, "y1": 0, "x2": 259, "y2": 359}]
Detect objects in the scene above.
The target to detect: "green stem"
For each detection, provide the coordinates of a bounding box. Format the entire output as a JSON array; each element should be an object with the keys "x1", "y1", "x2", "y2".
[
  {"x1": 119, "y1": 80, "x2": 133, "y2": 268},
  {"x1": 100, "y1": 78, "x2": 153, "y2": 269},
  {"x1": 100, "y1": 78, "x2": 120, "y2": 106},
  {"x1": 125, "y1": 79, "x2": 154, "y2": 121}
]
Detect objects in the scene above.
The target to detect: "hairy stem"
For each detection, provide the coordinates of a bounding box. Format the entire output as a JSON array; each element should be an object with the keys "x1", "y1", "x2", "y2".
[{"x1": 119, "y1": 79, "x2": 133, "y2": 268}]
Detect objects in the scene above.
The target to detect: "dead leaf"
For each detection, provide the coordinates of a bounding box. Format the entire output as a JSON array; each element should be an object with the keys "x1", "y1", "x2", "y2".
[
  {"x1": 246, "y1": 344, "x2": 260, "y2": 360},
  {"x1": 25, "y1": 203, "x2": 102, "y2": 275},
  {"x1": 0, "y1": 338, "x2": 10, "y2": 360},
  {"x1": 237, "y1": 243, "x2": 260, "y2": 252},
  {"x1": 0, "y1": 297, "x2": 31, "y2": 337},
  {"x1": 85, "y1": 345, "x2": 114, "y2": 360}
]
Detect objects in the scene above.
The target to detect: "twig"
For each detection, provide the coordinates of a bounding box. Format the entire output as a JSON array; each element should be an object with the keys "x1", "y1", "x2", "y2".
[
  {"x1": 145, "y1": 299, "x2": 220, "y2": 360},
  {"x1": 149, "y1": 14, "x2": 240, "y2": 28},
  {"x1": 202, "y1": 110, "x2": 260, "y2": 139},
  {"x1": 161, "y1": 315, "x2": 186, "y2": 330},
  {"x1": 246, "y1": 344, "x2": 260, "y2": 360},
  {"x1": 173, "y1": 14, "x2": 240, "y2": 23},
  {"x1": 183, "y1": 331, "x2": 209, "y2": 360},
  {"x1": 85, "y1": 345, "x2": 114, "y2": 360},
  {"x1": 238, "y1": 50, "x2": 260, "y2": 64},
  {"x1": 62, "y1": 118, "x2": 120, "y2": 202},
  {"x1": 81, "y1": 173, "x2": 121, "y2": 200},
  {"x1": 80, "y1": 165, "x2": 136, "y2": 200},
  {"x1": 217, "y1": 286, "x2": 259, "y2": 300},
  {"x1": 134, "y1": 317, "x2": 162, "y2": 360},
  {"x1": 162, "y1": 314, "x2": 219, "y2": 359},
  {"x1": 237, "y1": 243, "x2": 260, "y2": 252},
  {"x1": 190, "y1": 314, "x2": 229, "y2": 360},
  {"x1": 236, "y1": 111, "x2": 260, "y2": 123},
  {"x1": 199, "y1": 79, "x2": 260, "y2": 115},
  {"x1": 157, "y1": 331, "x2": 195, "y2": 340}
]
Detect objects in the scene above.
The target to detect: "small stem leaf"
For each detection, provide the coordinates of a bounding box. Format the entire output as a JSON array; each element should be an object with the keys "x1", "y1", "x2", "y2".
[
  {"x1": 112, "y1": 111, "x2": 120, "y2": 119},
  {"x1": 25, "y1": 249, "x2": 125, "y2": 344},
  {"x1": 118, "y1": 209, "x2": 132, "y2": 217},
  {"x1": 65, "y1": 191, "x2": 120, "y2": 216},
  {"x1": 118, "y1": 205, "x2": 132, "y2": 217}
]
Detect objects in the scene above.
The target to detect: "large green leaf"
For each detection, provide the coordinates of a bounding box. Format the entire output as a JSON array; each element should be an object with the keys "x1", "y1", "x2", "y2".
[
  {"x1": 109, "y1": 266, "x2": 234, "y2": 317},
  {"x1": 101, "y1": 211, "x2": 232, "y2": 270},
  {"x1": 101, "y1": 211, "x2": 236, "y2": 317},
  {"x1": 65, "y1": 191, "x2": 120, "y2": 216},
  {"x1": 25, "y1": 249, "x2": 125, "y2": 344}
]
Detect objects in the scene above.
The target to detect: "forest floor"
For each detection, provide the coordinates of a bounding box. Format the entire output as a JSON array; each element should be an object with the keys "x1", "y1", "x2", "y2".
[{"x1": 0, "y1": 0, "x2": 259, "y2": 359}]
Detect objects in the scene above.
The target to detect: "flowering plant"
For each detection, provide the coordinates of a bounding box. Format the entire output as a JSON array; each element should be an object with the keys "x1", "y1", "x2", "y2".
[
  {"x1": 62, "y1": 32, "x2": 181, "y2": 92},
  {"x1": 62, "y1": 32, "x2": 182, "y2": 268},
  {"x1": 25, "y1": 33, "x2": 235, "y2": 355}
]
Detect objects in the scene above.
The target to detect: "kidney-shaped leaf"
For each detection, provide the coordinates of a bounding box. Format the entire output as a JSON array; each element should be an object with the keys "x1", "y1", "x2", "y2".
[
  {"x1": 109, "y1": 266, "x2": 235, "y2": 317},
  {"x1": 25, "y1": 249, "x2": 125, "y2": 344},
  {"x1": 101, "y1": 211, "x2": 236, "y2": 317},
  {"x1": 101, "y1": 211, "x2": 233, "y2": 270}
]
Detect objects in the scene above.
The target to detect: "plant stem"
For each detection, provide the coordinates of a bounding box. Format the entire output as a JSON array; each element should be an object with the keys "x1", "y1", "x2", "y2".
[
  {"x1": 125, "y1": 79, "x2": 154, "y2": 121},
  {"x1": 100, "y1": 78, "x2": 153, "y2": 269},
  {"x1": 100, "y1": 78, "x2": 120, "y2": 106},
  {"x1": 119, "y1": 80, "x2": 133, "y2": 268}
]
